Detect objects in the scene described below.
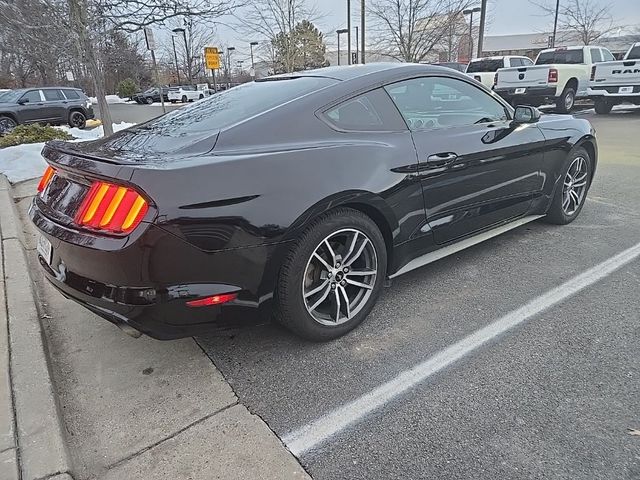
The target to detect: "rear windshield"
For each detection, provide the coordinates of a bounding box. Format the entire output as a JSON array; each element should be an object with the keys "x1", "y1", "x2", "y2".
[
  {"x1": 466, "y1": 59, "x2": 504, "y2": 73},
  {"x1": 143, "y1": 76, "x2": 336, "y2": 133},
  {"x1": 536, "y1": 49, "x2": 584, "y2": 65},
  {"x1": 627, "y1": 45, "x2": 640, "y2": 59}
]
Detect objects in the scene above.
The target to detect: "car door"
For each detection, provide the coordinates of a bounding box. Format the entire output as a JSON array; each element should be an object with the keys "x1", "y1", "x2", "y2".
[
  {"x1": 17, "y1": 89, "x2": 47, "y2": 123},
  {"x1": 41, "y1": 89, "x2": 67, "y2": 123},
  {"x1": 384, "y1": 75, "x2": 546, "y2": 245}
]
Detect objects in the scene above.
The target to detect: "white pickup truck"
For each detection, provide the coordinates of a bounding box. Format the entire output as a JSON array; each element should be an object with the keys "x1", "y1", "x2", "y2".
[
  {"x1": 466, "y1": 56, "x2": 533, "y2": 89},
  {"x1": 167, "y1": 84, "x2": 209, "y2": 103},
  {"x1": 588, "y1": 42, "x2": 640, "y2": 114},
  {"x1": 494, "y1": 45, "x2": 616, "y2": 113}
]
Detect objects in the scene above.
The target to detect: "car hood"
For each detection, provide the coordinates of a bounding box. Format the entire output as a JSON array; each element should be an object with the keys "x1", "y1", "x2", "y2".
[
  {"x1": 55, "y1": 123, "x2": 220, "y2": 165},
  {"x1": 0, "y1": 102, "x2": 16, "y2": 108}
]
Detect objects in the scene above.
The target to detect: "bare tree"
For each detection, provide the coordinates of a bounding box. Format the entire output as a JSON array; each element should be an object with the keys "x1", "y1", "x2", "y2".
[
  {"x1": 164, "y1": 19, "x2": 217, "y2": 83},
  {"x1": 236, "y1": 0, "x2": 321, "y2": 73},
  {"x1": 531, "y1": 0, "x2": 619, "y2": 44},
  {"x1": 1, "y1": 0, "x2": 239, "y2": 135},
  {"x1": 369, "y1": 0, "x2": 471, "y2": 63}
]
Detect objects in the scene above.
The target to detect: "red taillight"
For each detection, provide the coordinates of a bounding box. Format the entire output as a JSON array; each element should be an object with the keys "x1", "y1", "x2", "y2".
[
  {"x1": 493, "y1": 72, "x2": 498, "y2": 86},
  {"x1": 74, "y1": 180, "x2": 149, "y2": 234},
  {"x1": 37, "y1": 166, "x2": 55, "y2": 192},
  {"x1": 186, "y1": 293, "x2": 238, "y2": 307},
  {"x1": 590, "y1": 65, "x2": 597, "y2": 81},
  {"x1": 548, "y1": 68, "x2": 558, "y2": 83}
]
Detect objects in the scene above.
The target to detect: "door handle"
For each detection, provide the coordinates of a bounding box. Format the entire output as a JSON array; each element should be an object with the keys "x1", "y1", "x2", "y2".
[{"x1": 426, "y1": 152, "x2": 458, "y2": 166}]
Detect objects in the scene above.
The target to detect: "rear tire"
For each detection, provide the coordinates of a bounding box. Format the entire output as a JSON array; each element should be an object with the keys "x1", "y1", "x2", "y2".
[
  {"x1": 145, "y1": 97, "x2": 154, "y2": 105},
  {"x1": 543, "y1": 147, "x2": 592, "y2": 225},
  {"x1": 68, "y1": 111, "x2": 87, "y2": 129},
  {"x1": 198, "y1": 94, "x2": 204, "y2": 100},
  {"x1": 181, "y1": 95, "x2": 187, "y2": 103},
  {"x1": 594, "y1": 98, "x2": 613, "y2": 114},
  {"x1": 555, "y1": 86, "x2": 575, "y2": 113},
  {"x1": 0, "y1": 115, "x2": 17, "y2": 134},
  {"x1": 276, "y1": 208, "x2": 387, "y2": 341}
]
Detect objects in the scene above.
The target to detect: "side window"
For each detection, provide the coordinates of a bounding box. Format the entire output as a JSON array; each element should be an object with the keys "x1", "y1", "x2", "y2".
[
  {"x1": 21, "y1": 90, "x2": 42, "y2": 103},
  {"x1": 602, "y1": 49, "x2": 615, "y2": 61},
  {"x1": 522, "y1": 57, "x2": 534, "y2": 66},
  {"x1": 384, "y1": 76, "x2": 508, "y2": 130},
  {"x1": 323, "y1": 88, "x2": 406, "y2": 132},
  {"x1": 510, "y1": 58, "x2": 523, "y2": 67},
  {"x1": 590, "y1": 48, "x2": 603, "y2": 63},
  {"x1": 62, "y1": 89, "x2": 80, "y2": 100},
  {"x1": 43, "y1": 89, "x2": 63, "y2": 101}
]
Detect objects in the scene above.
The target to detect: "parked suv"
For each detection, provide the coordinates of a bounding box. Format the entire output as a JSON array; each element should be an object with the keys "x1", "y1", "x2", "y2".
[
  {"x1": 132, "y1": 87, "x2": 169, "y2": 104},
  {"x1": 0, "y1": 87, "x2": 94, "y2": 133},
  {"x1": 167, "y1": 85, "x2": 206, "y2": 103}
]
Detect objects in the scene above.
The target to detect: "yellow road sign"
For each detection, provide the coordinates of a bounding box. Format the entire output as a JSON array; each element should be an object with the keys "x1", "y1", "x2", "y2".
[{"x1": 204, "y1": 47, "x2": 220, "y2": 70}]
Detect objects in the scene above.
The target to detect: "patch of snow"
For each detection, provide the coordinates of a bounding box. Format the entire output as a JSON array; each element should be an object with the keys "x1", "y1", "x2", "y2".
[
  {"x1": 0, "y1": 122, "x2": 136, "y2": 184},
  {"x1": 89, "y1": 95, "x2": 128, "y2": 104}
]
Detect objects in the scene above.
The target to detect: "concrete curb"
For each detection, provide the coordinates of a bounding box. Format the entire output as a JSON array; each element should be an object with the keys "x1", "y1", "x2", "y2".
[{"x1": 0, "y1": 175, "x2": 74, "y2": 480}]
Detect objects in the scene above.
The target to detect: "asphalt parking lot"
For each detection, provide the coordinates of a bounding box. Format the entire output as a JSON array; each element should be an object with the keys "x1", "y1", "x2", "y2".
[{"x1": 190, "y1": 106, "x2": 640, "y2": 480}]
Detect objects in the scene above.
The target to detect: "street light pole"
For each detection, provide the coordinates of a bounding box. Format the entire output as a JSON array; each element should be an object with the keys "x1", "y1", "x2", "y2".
[
  {"x1": 336, "y1": 29, "x2": 348, "y2": 66},
  {"x1": 250, "y1": 41, "x2": 258, "y2": 72},
  {"x1": 171, "y1": 35, "x2": 181, "y2": 84},
  {"x1": 360, "y1": 0, "x2": 365, "y2": 64},
  {"x1": 172, "y1": 27, "x2": 190, "y2": 83},
  {"x1": 463, "y1": 7, "x2": 481, "y2": 62},
  {"x1": 355, "y1": 26, "x2": 359, "y2": 64},
  {"x1": 226, "y1": 46, "x2": 235, "y2": 88},
  {"x1": 347, "y1": 0, "x2": 351, "y2": 65},
  {"x1": 476, "y1": 0, "x2": 488, "y2": 58},
  {"x1": 552, "y1": 0, "x2": 560, "y2": 47}
]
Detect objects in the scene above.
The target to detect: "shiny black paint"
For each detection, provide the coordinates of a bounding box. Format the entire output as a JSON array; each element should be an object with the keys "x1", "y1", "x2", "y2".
[{"x1": 30, "y1": 64, "x2": 597, "y2": 339}]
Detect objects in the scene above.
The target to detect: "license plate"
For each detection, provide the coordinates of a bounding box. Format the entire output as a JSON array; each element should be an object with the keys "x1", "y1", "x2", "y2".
[
  {"x1": 618, "y1": 86, "x2": 633, "y2": 94},
  {"x1": 514, "y1": 87, "x2": 526, "y2": 94},
  {"x1": 37, "y1": 235, "x2": 52, "y2": 265}
]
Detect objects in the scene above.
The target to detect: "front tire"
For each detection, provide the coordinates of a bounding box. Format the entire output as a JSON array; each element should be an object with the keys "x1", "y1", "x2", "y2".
[
  {"x1": 145, "y1": 97, "x2": 154, "y2": 105},
  {"x1": 181, "y1": 95, "x2": 187, "y2": 103},
  {"x1": 555, "y1": 86, "x2": 576, "y2": 113},
  {"x1": 0, "y1": 115, "x2": 17, "y2": 134},
  {"x1": 543, "y1": 147, "x2": 592, "y2": 225},
  {"x1": 68, "y1": 111, "x2": 87, "y2": 129},
  {"x1": 594, "y1": 98, "x2": 613, "y2": 114},
  {"x1": 276, "y1": 208, "x2": 387, "y2": 341}
]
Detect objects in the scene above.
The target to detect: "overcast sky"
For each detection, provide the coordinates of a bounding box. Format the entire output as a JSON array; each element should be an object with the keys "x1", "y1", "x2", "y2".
[{"x1": 213, "y1": 0, "x2": 640, "y2": 63}]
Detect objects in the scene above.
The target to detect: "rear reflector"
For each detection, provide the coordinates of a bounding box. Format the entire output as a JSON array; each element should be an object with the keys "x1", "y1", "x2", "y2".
[
  {"x1": 548, "y1": 68, "x2": 558, "y2": 83},
  {"x1": 37, "y1": 166, "x2": 55, "y2": 192},
  {"x1": 74, "y1": 180, "x2": 149, "y2": 234},
  {"x1": 186, "y1": 293, "x2": 238, "y2": 307}
]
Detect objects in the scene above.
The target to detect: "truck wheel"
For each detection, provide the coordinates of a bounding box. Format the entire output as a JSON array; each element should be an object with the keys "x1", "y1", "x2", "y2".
[
  {"x1": 594, "y1": 98, "x2": 613, "y2": 114},
  {"x1": 556, "y1": 87, "x2": 575, "y2": 113}
]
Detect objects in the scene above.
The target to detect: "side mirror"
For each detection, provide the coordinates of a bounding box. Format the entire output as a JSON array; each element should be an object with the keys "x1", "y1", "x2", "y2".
[
  {"x1": 17, "y1": 98, "x2": 28, "y2": 105},
  {"x1": 513, "y1": 105, "x2": 541, "y2": 124}
]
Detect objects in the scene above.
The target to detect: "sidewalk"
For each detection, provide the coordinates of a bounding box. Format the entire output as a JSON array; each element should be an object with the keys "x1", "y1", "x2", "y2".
[{"x1": 2, "y1": 175, "x2": 310, "y2": 480}]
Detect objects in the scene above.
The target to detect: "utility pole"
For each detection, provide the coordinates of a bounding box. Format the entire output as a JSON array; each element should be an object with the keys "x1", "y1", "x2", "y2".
[
  {"x1": 552, "y1": 0, "x2": 560, "y2": 47},
  {"x1": 337, "y1": 29, "x2": 348, "y2": 65},
  {"x1": 171, "y1": 35, "x2": 181, "y2": 84},
  {"x1": 463, "y1": 7, "x2": 481, "y2": 62},
  {"x1": 360, "y1": 0, "x2": 365, "y2": 64},
  {"x1": 347, "y1": 0, "x2": 351, "y2": 65},
  {"x1": 476, "y1": 0, "x2": 488, "y2": 58},
  {"x1": 355, "y1": 26, "x2": 359, "y2": 64}
]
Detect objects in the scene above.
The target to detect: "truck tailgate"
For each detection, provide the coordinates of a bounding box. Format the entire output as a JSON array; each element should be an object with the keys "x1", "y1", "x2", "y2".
[
  {"x1": 592, "y1": 60, "x2": 640, "y2": 87},
  {"x1": 497, "y1": 65, "x2": 549, "y2": 88}
]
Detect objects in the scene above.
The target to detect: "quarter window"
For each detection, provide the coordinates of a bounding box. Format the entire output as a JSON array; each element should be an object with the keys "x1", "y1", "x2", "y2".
[
  {"x1": 602, "y1": 49, "x2": 615, "y2": 61},
  {"x1": 21, "y1": 90, "x2": 42, "y2": 103},
  {"x1": 62, "y1": 89, "x2": 80, "y2": 100},
  {"x1": 384, "y1": 76, "x2": 508, "y2": 130},
  {"x1": 590, "y1": 48, "x2": 603, "y2": 63},
  {"x1": 323, "y1": 88, "x2": 406, "y2": 131},
  {"x1": 43, "y1": 89, "x2": 63, "y2": 101}
]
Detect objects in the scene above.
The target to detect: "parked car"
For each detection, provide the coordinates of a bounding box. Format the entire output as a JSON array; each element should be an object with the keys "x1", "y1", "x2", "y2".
[
  {"x1": 31, "y1": 64, "x2": 597, "y2": 341},
  {"x1": 0, "y1": 87, "x2": 94, "y2": 133},
  {"x1": 132, "y1": 87, "x2": 169, "y2": 105},
  {"x1": 588, "y1": 42, "x2": 640, "y2": 114},
  {"x1": 494, "y1": 45, "x2": 616, "y2": 112},
  {"x1": 466, "y1": 56, "x2": 533, "y2": 89},
  {"x1": 167, "y1": 85, "x2": 207, "y2": 103}
]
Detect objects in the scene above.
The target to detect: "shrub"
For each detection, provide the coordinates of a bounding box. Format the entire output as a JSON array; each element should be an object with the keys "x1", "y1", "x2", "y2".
[
  {"x1": 117, "y1": 78, "x2": 138, "y2": 98},
  {"x1": 0, "y1": 124, "x2": 74, "y2": 148}
]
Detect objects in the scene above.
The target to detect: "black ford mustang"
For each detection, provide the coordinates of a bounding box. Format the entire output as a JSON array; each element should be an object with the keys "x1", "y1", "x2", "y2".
[{"x1": 30, "y1": 63, "x2": 597, "y2": 341}]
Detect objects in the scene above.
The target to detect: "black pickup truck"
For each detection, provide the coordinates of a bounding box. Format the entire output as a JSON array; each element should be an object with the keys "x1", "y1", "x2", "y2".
[{"x1": 0, "y1": 87, "x2": 94, "y2": 133}]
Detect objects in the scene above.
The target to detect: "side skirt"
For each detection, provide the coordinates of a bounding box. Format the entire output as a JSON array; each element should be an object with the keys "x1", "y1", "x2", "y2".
[{"x1": 389, "y1": 215, "x2": 545, "y2": 279}]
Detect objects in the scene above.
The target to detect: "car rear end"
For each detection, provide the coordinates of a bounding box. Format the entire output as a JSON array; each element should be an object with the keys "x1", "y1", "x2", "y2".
[
  {"x1": 167, "y1": 87, "x2": 181, "y2": 102},
  {"x1": 29, "y1": 143, "x2": 261, "y2": 339},
  {"x1": 466, "y1": 58, "x2": 505, "y2": 89},
  {"x1": 494, "y1": 64, "x2": 556, "y2": 105},
  {"x1": 589, "y1": 58, "x2": 640, "y2": 104}
]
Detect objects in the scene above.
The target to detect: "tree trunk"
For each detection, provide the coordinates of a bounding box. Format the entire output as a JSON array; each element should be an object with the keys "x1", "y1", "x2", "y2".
[{"x1": 68, "y1": 0, "x2": 114, "y2": 136}]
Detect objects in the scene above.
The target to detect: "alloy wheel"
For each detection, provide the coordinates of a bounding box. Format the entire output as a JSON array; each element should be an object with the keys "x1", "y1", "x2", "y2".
[
  {"x1": 302, "y1": 228, "x2": 378, "y2": 326},
  {"x1": 70, "y1": 112, "x2": 85, "y2": 128},
  {"x1": 564, "y1": 91, "x2": 575, "y2": 111},
  {"x1": 562, "y1": 156, "x2": 588, "y2": 215},
  {"x1": 0, "y1": 117, "x2": 17, "y2": 134}
]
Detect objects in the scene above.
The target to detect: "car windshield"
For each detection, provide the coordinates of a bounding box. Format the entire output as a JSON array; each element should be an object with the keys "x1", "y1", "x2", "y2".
[
  {"x1": 0, "y1": 90, "x2": 25, "y2": 103},
  {"x1": 143, "y1": 88, "x2": 156, "y2": 94},
  {"x1": 141, "y1": 76, "x2": 337, "y2": 133},
  {"x1": 626, "y1": 45, "x2": 640, "y2": 59},
  {"x1": 536, "y1": 49, "x2": 584, "y2": 65},
  {"x1": 466, "y1": 59, "x2": 504, "y2": 73}
]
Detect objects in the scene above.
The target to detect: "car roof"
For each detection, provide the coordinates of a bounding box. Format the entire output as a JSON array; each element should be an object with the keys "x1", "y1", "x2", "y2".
[{"x1": 268, "y1": 63, "x2": 448, "y2": 82}]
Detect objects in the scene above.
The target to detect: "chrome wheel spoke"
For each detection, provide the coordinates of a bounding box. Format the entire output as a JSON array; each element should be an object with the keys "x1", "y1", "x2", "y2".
[
  {"x1": 312, "y1": 252, "x2": 331, "y2": 271},
  {"x1": 570, "y1": 189, "x2": 580, "y2": 208},
  {"x1": 308, "y1": 283, "x2": 332, "y2": 311},
  {"x1": 346, "y1": 278, "x2": 374, "y2": 290},
  {"x1": 338, "y1": 285, "x2": 351, "y2": 319},
  {"x1": 573, "y1": 180, "x2": 587, "y2": 188},
  {"x1": 324, "y1": 240, "x2": 337, "y2": 266},
  {"x1": 346, "y1": 269, "x2": 377, "y2": 277},
  {"x1": 344, "y1": 237, "x2": 370, "y2": 267},
  {"x1": 304, "y1": 278, "x2": 330, "y2": 299},
  {"x1": 333, "y1": 287, "x2": 341, "y2": 322}
]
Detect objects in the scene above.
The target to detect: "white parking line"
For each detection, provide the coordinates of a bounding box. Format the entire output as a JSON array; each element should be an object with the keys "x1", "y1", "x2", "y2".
[{"x1": 283, "y1": 241, "x2": 640, "y2": 456}]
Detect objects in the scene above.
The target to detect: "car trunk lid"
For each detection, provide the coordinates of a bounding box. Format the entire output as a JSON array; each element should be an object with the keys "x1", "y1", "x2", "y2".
[{"x1": 496, "y1": 65, "x2": 551, "y2": 88}]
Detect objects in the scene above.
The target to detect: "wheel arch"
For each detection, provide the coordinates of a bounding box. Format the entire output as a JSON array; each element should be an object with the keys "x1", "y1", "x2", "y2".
[
  {"x1": 575, "y1": 135, "x2": 598, "y2": 180},
  {"x1": 0, "y1": 112, "x2": 18, "y2": 123},
  {"x1": 565, "y1": 77, "x2": 579, "y2": 92}
]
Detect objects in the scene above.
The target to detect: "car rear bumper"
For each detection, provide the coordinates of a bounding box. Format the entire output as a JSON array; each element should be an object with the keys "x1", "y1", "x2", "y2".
[
  {"x1": 494, "y1": 86, "x2": 557, "y2": 103},
  {"x1": 29, "y1": 200, "x2": 281, "y2": 339},
  {"x1": 588, "y1": 86, "x2": 640, "y2": 97}
]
